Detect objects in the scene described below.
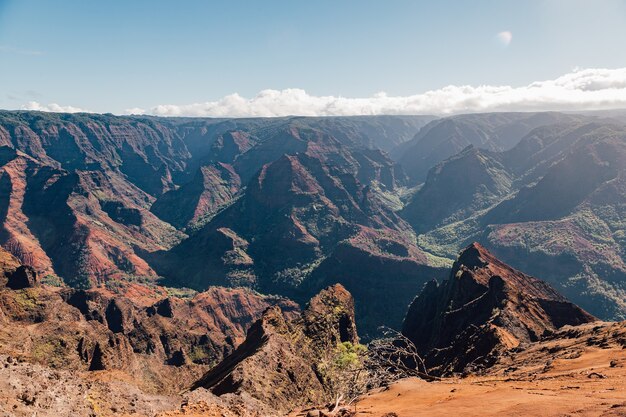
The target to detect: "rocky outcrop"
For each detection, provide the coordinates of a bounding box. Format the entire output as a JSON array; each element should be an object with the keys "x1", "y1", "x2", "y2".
[
  {"x1": 302, "y1": 284, "x2": 359, "y2": 350},
  {"x1": 6, "y1": 265, "x2": 38, "y2": 289},
  {"x1": 191, "y1": 306, "x2": 326, "y2": 408},
  {"x1": 0, "y1": 253, "x2": 299, "y2": 394},
  {"x1": 191, "y1": 284, "x2": 359, "y2": 413},
  {"x1": 0, "y1": 247, "x2": 38, "y2": 290},
  {"x1": 402, "y1": 243, "x2": 595, "y2": 375}
]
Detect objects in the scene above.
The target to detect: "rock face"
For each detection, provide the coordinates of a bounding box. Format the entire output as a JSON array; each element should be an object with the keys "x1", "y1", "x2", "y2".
[
  {"x1": 401, "y1": 119, "x2": 626, "y2": 322},
  {"x1": 151, "y1": 162, "x2": 242, "y2": 229},
  {"x1": 191, "y1": 284, "x2": 359, "y2": 413},
  {"x1": 402, "y1": 243, "x2": 595, "y2": 375},
  {"x1": 0, "y1": 247, "x2": 38, "y2": 290},
  {"x1": 0, "y1": 248, "x2": 299, "y2": 394},
  {"x1": 0, "y1": 111, "x2": 438, "y2": 334},
  {"x1": 402, "y1": 146, "x2": 512, "y2": 233},
  {"x1": 6, "y1": 265, "x2": 38, "y2": 289},
  {"x1": 301, "y1": 284, "x2": 359, "y2": 350},
  {"x1": 153, "y1": 127, "x2": 446, "y2": 335}
]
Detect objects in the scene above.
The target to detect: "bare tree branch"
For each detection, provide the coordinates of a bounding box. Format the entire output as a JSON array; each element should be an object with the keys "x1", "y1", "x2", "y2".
[{"x1": 364, "y1": 327, "x2": 440, "y2": 386}]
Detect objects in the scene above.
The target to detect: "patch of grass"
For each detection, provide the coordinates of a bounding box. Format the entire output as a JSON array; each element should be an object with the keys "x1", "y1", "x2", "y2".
[
  {"x1": 105, "y1": 274, "x2": 161, "y2": 295},
  {"x1": 13, "y1": 288, "x2": 42, "y2": 311},
  {"x1": 41, "y1": 274, "x2": 65, "y2": 287},
  {"x1": 31, "y1": 338, "x2": 68, "y2": 368},
  {"x1": 164, "y1": 286, "x2": 197, "y2": 299},
  {"x1": 187, "y1": 345, "x2": 213, "y2": 364}
]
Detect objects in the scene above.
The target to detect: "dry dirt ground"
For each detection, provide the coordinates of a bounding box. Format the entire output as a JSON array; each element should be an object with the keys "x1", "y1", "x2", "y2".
[
  {"x1": 2, "y1": 322, "x2": 625, "y2": 417},
  {"x1": 0, "y1": 353, "x2": 271, "y2": 417},
  {"x1": 287, "y1": 322, "x2": 626, "y2": 417},
  {"x1": 348, "y1": 322, "x2": 626, "y2": 417}
]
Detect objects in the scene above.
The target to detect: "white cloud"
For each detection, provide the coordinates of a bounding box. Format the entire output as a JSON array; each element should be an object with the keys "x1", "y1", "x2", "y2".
[
  {"x1": 137, "y1": 68, "x2": 626, "y2": 117},
  {"x1": 124, "y1": 107, "x2": 146, "y2": 115},
  {"x1": 19, "y1": 68, "x2": 626, "y2": 117},
  {"x1": 496, "y1": 31, "x2": 512, "y2": 47},
  {"x1": 20, "y1": 101, "x2": 91, "y2": 113}
]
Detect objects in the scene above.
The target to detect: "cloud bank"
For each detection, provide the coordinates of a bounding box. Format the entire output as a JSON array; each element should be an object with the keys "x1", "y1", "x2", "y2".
[
  {"x1": 131, "y1": 68, "x2": 626, "y2": 117},
  {"x1": 20, "y1": 101, "x2": 91, "y2": 113},
  {"x1": 22, "y1": 68, "x2": 626, "y2": 117}
]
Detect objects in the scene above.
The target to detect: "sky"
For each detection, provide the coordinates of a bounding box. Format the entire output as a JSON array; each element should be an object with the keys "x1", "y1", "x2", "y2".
[{"x1": 1, "y1": 0, "x2": 626, "y2": 116}]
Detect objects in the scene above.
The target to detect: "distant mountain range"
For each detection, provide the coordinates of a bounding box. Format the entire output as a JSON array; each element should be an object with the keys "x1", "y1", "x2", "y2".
[{"x1": 0, "y1": 109, "x2": 624, "y2": 335}]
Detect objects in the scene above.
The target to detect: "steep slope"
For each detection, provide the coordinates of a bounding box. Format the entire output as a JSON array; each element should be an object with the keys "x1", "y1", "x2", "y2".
[
  {"x1": 411, "y1": 122, "x2": 626, "y2": 321},
  {"x1": 0, "y1": 148, "x2": 55, "y2": 275},
  {"x1": 154, "y1": 128, "x2": 447, "y2": 335},
  {"x1": 0, "y1": 111, "x2": 429, "y2": 288},
  {"x1": 149, "y1": 130, "x2": 257, "y2": 228},
  {"x1": 402, "y1": 243, "x2": 595, "y2": 375},
  {"x1": 402, "y1": 146, "x2": 512, "y2": 233},
  {"x1": 501, "y1": 121, "x2": 607, "y2": 181},
  {"x1": 0, "y1": 111, "x2": 203, "y2": 284},
  {"x1": 151, "y1": 162, "x2": 242, "y2": 229},
  {"x1": 190, "y1": 284, "x2": 359, "y2": 414},
  {"x1": 0, "y1": 147, "x2": 184, "y2": 287},
  {"x1": 149, "y1": 115, "x2": 427, "y2": 230},
  {"x1": 395, "y1": 112, "x2": 586, "y2": 181},
  {"x1": 483, "y1": 127, "x2": 626, "y2": 319},
  {"x1": 487, "y1": 126, "x2": 625, "y2": 223},
  {"x1": 0, "y1": 111, "x2": 194, "y2": 195},
  {"x1": 285, "y1": 115, "x2": 435, "y2": 152},
  {"x1": 0, "y1": 247, "x2": 299, "y2": 394},
  {"x1": 149, "y1": 116, "x2": 429, "y2": 230}
]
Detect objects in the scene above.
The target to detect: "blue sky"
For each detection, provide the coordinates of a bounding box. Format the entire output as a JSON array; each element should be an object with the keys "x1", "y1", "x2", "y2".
[{"x1": 1, "y1": 0, "x2": 626, "y2": 116}]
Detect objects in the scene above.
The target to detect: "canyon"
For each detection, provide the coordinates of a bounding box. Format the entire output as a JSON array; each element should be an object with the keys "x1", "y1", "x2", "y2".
[{"x1": 0, "y1": 110, "x2": 625, "y2": 415}]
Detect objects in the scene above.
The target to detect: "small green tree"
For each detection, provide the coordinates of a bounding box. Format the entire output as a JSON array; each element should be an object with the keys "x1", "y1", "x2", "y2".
[
  {"x1": 317, "y1": 329, "x2": 437, "y2": 415},
  {"x1": 318, "y1": 341, "x2": 368, "y2": 413}
]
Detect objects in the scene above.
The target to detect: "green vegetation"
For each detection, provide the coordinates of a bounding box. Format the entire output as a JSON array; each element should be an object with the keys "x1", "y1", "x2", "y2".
[
  {"x1": 273, "y1": 259, "x2": 325, "y2": 286},
  {"x1": 317, "y1": 341, "x2": 368, "y2": 407},
  {"x1": 332, "y1": 341, "x2": 367, "y2": 369},
  {"x1": 164, "y1": 286, "x2": 197, "y2": 299},
  {"x1": 13, "y1": 288, "x2": 42, "y2": 312},
  {"x1": 187, "y1": 345, "x2": 214, "y2": 364},
  {"x1": 31, "y1": 337, "x2": 70, "y2": 368},
  {"x1": 41, "y1": 274, "x2": 65, "y2": 287}
]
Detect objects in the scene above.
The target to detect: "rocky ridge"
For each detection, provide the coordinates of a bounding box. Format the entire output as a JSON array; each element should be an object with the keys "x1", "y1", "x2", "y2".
[
  {"x1": 191, "y1": 284, "x2": 359, "y2": 414},
  {"x1": 402, "y1": 243, "x2": 596, "y2": 375},
  {"x1": 0, "y1": 247, "x2": 298, "y2": 396}
]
